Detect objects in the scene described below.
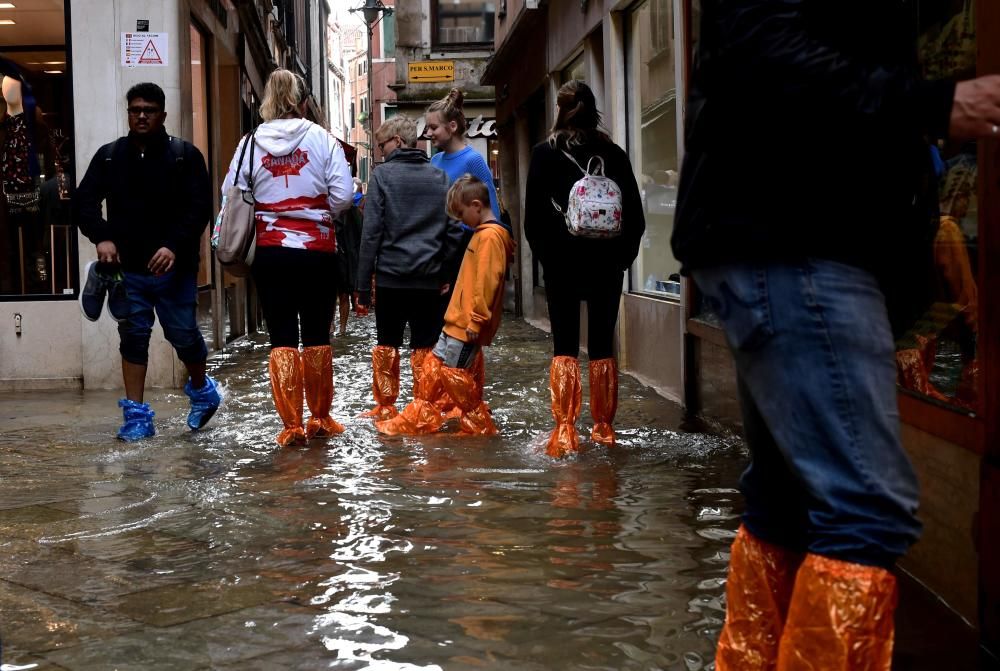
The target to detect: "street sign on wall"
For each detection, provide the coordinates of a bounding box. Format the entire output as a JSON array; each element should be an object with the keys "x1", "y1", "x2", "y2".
[
  {"x1": 121, "y1": 32, "x2": 168, "y2": 67},
  {"x1": 408, "y1": 61, "x2": 455, "y2": 83}
]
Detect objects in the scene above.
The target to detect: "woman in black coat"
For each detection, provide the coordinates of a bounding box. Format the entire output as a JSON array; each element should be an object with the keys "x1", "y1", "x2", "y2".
[{"x1": 524, "y1": 80, "x2": 645, "y2": 457}]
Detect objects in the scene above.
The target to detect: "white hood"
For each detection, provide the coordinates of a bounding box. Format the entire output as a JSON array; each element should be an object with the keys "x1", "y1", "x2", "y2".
[{"x1": 254, "y1": 118, "x2": 314, "y2": 157}]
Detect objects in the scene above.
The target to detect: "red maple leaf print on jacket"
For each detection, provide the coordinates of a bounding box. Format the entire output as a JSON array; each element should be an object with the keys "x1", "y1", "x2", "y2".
[{"x1": 262, "y1": 149, "x2": 310, "y2": 187}]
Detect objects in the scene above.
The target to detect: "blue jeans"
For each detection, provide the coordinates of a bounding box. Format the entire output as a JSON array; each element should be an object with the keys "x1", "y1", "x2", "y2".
[
  {"x1": 119, "y1": 271, "x2": 208, "y2": 366},
  {"x1": 693, "y1": 260, "x2": 921, "y2": 568}
]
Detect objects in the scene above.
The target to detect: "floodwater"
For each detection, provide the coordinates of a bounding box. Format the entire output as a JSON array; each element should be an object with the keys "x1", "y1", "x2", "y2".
[{"x1": 1, "y1": 316, "x2": 746, "y2": 670}]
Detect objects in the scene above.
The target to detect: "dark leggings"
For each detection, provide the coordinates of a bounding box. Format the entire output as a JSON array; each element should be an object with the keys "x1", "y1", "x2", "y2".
[
  {"x1": 375, "y1": 286, "x2": 443, "y2": 349},
  {"x1": 252, "y1": 247, "x2": 337, "y2": 348},
  {"x1": 545, "y1": 274, "x2": 623, "y2": 360}
]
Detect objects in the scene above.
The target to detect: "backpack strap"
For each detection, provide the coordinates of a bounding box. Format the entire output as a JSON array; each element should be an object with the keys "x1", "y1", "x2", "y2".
[
  {"x1": 167, "y1": 136, "x2": 185, "y2": 164},
  {"x1": 561, "y1": 150, "x2": 605, "y2": 177},
  {"x1": 561, "y1": 149, "x2": 587, "y2": 175},
  {"x1": 585, "y1": 156, "x2": 606, "y2": 177}
]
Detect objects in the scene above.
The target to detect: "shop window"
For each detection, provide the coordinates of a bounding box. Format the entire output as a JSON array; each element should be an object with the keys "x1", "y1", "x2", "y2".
[
  {"x1": 626, "y1": 0, "x2": 681, "y2": 300},
  {"x1": 0, "y1": 0, "x2": 75, "y2": 299},
  {"x1": 562, "y1": 52, "x2": 586, "y2": 84},
  {"x1": 433, "y1": 0, "x2": 494, "y2": 47},
  {"x1": 894, "y1": 0, "x2": 980, "y2": 412}
]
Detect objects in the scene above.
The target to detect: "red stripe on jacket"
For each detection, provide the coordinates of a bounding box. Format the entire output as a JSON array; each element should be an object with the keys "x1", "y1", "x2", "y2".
[
  {"x1": 254, "y1": 194, "x2": 329, "y2": 213},
  {"x1": 255, "y1": 216, "x2": 337, "y2": 253}
]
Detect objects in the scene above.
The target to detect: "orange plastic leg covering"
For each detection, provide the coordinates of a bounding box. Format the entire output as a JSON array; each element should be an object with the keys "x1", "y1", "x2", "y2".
[
  {"x1": 269, "y1": 347, "x2": 307, "y2": 447},
  {"x1": 377, "y1": 354, "x2": 445, "y2": 435},
  {"x1": 776, "y1": 554, "x2": 897, "y2": 671},
  {"x1": 361, "y1": 346, "x2": 400, "y2": 421},
  {"x1": 411, "y1": 348, "x2": 431, "y2": 399},
  {"x1": 546, "y1": 356, "x2": 582, "y2": 458},
  {"x1": 470, "y1": 348, "x2": 486, "y2": 393},
  {"x1": 439, "y1": 365, "x2": 497, "y2": 436},
  {"x1": 588, "y1": 358, "x2": 619, "y2": 446},
  {"x1": 302, "y1": 345, "x2": 346, "y2": 439},
  {"x1": 715, "y1": 526, "x2": 804, "y2": 671}
]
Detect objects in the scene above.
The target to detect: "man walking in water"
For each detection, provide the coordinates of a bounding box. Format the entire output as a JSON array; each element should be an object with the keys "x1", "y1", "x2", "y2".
[{"x1": 76, "y1": 82, "x2": 218, "y2": 441}]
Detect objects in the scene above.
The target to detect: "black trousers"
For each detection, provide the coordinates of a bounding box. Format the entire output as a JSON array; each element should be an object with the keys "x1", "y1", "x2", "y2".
[
  {"x1": 252, "y1": 247, "x2": 337, "y2": 348},
  {"x1": 545, "y1": 272, "x2": 623, "y2": 360},
  {"x1": 375, "y1": 286, "x2": 443, "y2": 349}
]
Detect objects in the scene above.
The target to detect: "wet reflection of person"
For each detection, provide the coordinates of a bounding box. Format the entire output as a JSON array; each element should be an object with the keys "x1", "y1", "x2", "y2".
[{"x1": 673, "y1": 2, "x2": 1000, "y2": 669}]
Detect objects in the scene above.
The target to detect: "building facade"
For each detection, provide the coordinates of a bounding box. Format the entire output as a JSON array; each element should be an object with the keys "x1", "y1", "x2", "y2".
[
  {"x1": 344, "y1": 2, "x2": 395, "y2": 184},
  {"x1": 484, "y1": 0, "x2": 1000, "y2": 655},
  {"x1": 326, "y1": 14, "x2": 349, "y2": 139},
  {"x1": 0, "y1": 0, "x2": 330, "y2": 391},
  {"x1": 391, "y1": 0, "x2": 498, "y2": 185}
]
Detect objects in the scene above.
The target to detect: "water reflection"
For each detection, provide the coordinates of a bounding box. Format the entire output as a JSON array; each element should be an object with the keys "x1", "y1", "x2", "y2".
[{"x1": 0, "y1": 319, "x2": 743, "y2": 670}]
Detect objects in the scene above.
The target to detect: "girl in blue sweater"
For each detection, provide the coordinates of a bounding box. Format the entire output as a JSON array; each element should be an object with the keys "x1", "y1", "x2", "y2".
[{"x1": 425, "y1": 89, "x2": 501, "y2": 220}]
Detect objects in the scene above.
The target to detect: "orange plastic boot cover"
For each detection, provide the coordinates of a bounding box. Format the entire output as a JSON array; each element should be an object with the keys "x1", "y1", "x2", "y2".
[
  {"x1": 361, "y1": 346, "x2": 400, "y2": 421},
  {"x1": 439, "y1": 365, "x2": 497, "y2": 436},
  {"x1": 302, "y1": 345, "x2": 345, "y2": 438},
  {"x1": 715, "y1": 526, "x2": 804, "y2": 671},
  {"x1": 377, "y1": 354, "x2": 445, "y2": 435},
  {"x1": 470, "y1": 349, "x2": 486, "y2": 393},
  {"x1": 546, "y1": 356, "x2": 582, "y2": 458},
  {"x1": 589, "y1": 358, "x2": 619, "y2": 446},
  {"x1": 776, "y1": 554, "x2": 897, "y2": 671},
  {"x1": 432, "y1": 351, "x2": 468, "y2": 417},
  {"x1": 411, "y1": 348, "x2": 431, "y2": 399},
  {"x1": 269, "y1": 347, "x2": 306, "y2": 447}
]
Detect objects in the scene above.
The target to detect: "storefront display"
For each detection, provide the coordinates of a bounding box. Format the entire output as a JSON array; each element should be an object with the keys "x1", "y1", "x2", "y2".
[
  {"x1": 895, "y1": 0, "x2": 980, "y2": 411},
  {"x1": 0, "y1": 2, "x2": 74, "y2": 299},
  {"x1": 627, "y1": 0, "x2": 681, "y2": 299}
]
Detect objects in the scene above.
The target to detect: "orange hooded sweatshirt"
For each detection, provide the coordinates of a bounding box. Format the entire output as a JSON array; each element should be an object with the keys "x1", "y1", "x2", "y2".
[{"x1": 443, "y1": 223, "x2": 515, "y2": 347}]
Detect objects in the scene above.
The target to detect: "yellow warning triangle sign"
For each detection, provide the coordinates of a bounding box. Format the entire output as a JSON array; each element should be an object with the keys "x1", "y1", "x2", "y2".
[{"x1": 138, "y1": 39, "x2": 163, "y2": 65}]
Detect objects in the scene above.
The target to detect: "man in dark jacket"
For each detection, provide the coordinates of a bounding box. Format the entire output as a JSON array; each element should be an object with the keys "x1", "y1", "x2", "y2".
[
  {"x1": 75, "y1": 82, "x2": 219, "y2": 442},
  {"x1": 673, "y1": 3, "x2": 1000, "y2": 668},
  {"x1": 355, "y1": 114, "x2": 464, "y2": 420}
]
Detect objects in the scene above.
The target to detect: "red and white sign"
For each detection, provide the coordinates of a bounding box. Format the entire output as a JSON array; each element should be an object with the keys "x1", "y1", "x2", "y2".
[{"x1": 121, "y1": 32, "x2": 169, "y2": 67}]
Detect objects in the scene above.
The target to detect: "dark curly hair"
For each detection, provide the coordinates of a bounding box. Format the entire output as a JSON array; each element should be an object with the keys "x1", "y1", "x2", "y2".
[{"x1": 126, "y1": 82, "x2": 166, "y2": 110}]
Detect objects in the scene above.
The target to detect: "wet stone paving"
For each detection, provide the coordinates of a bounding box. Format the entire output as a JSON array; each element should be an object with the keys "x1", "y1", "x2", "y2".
[{"x1": 0, "y1": 317, "x2": 750, "y2": 670}]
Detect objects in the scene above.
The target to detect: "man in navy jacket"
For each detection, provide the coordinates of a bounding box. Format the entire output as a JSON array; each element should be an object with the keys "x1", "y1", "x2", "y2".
[{"x1": 76, "y1": 82, "x2": 219, "y2": 442}]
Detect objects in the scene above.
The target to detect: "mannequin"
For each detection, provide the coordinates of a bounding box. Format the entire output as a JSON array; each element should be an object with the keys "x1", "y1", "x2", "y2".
[
  {"x1": 0, "y1": 69, "x2": 46, "y2": 293},
  {"x1": 2, "y1": 75, "x2": 23, "y2": 115}
]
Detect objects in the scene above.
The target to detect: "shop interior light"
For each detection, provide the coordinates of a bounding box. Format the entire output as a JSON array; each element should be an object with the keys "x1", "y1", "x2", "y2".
[
  {"x1": 43, "y1": 70, "x2": 63, "y2": 74},
  {"x1": 0, "y1": 3, "x2": 15, "y2": 8},
  {"x1": 0, "y1": 19, "x2": 15, "y2": 25}
]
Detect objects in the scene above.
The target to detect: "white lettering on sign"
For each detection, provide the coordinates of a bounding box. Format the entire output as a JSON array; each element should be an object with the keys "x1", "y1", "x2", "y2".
[
  {"x1": 121, "y1": 32, "x2": 169, "y2": 67},
  {"x1": 417, "y1": 114, "x2": 498, "y2": 139}
]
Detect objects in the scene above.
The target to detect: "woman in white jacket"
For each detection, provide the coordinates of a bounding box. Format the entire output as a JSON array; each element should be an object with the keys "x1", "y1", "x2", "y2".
[{"x1": 222, "y1": 69, "x2": 353, "y2": 446}]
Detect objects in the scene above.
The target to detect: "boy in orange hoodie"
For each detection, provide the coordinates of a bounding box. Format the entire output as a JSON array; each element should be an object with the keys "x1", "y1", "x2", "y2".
[{"x1": 378, "y1": 175, "x2": 514, "y2": 436}]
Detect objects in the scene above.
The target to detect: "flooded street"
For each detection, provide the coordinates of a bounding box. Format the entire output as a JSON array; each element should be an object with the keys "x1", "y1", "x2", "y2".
[{"x1": 0, "y1": 318, "x2": 747, "y2": 670}]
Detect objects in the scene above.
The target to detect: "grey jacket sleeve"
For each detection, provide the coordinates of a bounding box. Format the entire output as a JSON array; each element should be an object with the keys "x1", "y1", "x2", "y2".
[{"x1": 356, "y1": 173, "x2": 384, "y2": 292}]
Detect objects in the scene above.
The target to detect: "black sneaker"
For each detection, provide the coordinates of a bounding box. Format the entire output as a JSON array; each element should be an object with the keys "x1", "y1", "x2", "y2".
[
  {"x1": 106, "y1": 272, "x2": 130, "y2": 323},
  {"x1": 79, "y1": 261, "x2": 110, "y2": 322}
]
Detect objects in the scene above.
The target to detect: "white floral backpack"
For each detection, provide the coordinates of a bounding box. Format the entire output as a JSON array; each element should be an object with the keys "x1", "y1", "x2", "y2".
[{"x1": 551, "y1": 150, "x2": 623, "y2": 239}]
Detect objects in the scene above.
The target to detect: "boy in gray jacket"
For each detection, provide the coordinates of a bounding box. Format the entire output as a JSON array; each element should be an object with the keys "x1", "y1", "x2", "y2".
[{"x1": 356, "y1": 115, "x2": 464, "y2": 420}]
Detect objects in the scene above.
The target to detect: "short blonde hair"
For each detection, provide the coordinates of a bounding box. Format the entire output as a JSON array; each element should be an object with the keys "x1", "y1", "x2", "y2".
[
  {"x1": 375, "y1": 115, "x2": 418, "y2": 147},
  {"x1": 260, "y1": 69, "x2": 306, "y2": 121},
  {"x1": 446, "y1": 174, "x2": 490, "y2": 219}
]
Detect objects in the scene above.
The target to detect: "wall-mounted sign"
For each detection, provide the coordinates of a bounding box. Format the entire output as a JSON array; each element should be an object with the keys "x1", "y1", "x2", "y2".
[
  {"x1": 122, "y1": 32, "x2": 168, "y2": 67},
  {"x1": 136, "y1": 19, "x2": 149, "y2": 32},
  {"x1": 408, "y1": 61, "x2": 455, "y2": 83},
  {"x1": 417, "y1": 114, "x2": 497, "y2": 139}
]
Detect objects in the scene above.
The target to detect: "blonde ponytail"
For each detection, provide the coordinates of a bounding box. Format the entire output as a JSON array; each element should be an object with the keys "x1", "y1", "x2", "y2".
[{"x1": 260, "y1": 69, "x2": 306, "y2": 121}]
